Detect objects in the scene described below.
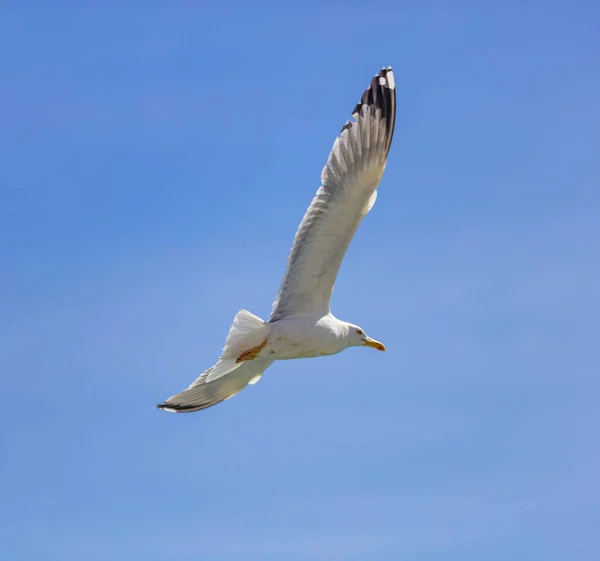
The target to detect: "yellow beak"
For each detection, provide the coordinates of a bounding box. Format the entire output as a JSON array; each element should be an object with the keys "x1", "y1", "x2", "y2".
[{"x1": 362, "y1": 337, "x2": 386, "y2": 351}]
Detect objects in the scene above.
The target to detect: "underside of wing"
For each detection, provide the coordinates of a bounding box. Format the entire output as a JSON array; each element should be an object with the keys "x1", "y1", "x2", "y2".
[
  {"x1": 156, "y1": 359, "x2": 273, "y2": 413},
  {"x1": 270, "y1": 67, "x2": 396, "y2": 322}
]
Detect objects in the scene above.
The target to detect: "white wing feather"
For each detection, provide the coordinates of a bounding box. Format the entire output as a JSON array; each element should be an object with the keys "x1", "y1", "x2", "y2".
[
  {"x1": 156, "y1": 359, "x2": 274, "y2": 413},
  {"x1": 270, "y1": 68, "x2": 396, "y2": 322}
]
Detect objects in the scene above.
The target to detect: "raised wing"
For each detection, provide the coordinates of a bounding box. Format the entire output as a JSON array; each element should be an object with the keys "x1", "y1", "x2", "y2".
[{"x1": 270, "y1": 67, "x2": 396, "y2": 323}]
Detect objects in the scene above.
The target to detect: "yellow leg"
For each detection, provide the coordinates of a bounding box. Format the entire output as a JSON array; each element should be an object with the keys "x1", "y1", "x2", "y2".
[{"x1": 235, "y1": 338, "x2": 268, "y2": 363}]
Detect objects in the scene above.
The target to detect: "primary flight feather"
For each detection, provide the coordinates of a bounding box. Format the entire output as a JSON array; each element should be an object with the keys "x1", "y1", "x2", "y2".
[{"x1": 157, "y1": 67, "x2": 396, "y2": 413}]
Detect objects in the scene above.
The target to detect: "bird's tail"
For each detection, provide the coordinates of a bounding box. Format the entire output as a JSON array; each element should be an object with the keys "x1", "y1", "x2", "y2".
[
  {"x1": 219, "y1": 309, "x2": 268, "y2": 362},
  {"x1": 203, "y1": 309, "x2": 269, "y2": 382}
]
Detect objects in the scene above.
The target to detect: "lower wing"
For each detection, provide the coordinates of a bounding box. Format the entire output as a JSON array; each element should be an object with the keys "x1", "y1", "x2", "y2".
[{"x1": 156, "y1": 358, "x2": 274, "y2": 413}]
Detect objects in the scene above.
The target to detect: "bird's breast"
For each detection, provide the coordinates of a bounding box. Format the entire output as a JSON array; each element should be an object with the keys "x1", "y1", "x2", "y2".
[{"x1": 263, "y1": 319, "x2": 343, "y2": 360}]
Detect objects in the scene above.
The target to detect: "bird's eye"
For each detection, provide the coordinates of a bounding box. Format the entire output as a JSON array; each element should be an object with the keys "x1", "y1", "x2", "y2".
[{"x1": 356, "y1": 329, "x2": 364, "y2": 335}]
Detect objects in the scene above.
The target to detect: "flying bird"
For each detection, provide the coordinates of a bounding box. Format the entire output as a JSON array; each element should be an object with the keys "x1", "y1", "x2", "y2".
[{"x1": 157, "y1": 67, "x2": 396, "y2": 413}]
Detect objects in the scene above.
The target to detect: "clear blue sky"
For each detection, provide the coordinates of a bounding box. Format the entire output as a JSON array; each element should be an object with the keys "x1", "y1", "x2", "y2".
[{"x1": 1, "y1": 3, "x2": 599, "y2": 560}]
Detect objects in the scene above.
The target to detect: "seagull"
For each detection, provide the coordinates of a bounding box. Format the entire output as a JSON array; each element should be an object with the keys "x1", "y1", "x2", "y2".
[{"x1": 157, "y1": 67, "x2": 396, "y2": 413}]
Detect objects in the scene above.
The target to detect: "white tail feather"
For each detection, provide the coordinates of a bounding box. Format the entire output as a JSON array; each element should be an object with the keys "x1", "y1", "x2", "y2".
[{"x1": 206, "y1": 310, "x2": 269, "y2": 383}]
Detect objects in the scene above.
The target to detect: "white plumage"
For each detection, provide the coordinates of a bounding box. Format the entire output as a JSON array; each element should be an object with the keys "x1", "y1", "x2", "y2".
[{"x1": 157, "y1": 67, "x2": 396, "y2": 413}]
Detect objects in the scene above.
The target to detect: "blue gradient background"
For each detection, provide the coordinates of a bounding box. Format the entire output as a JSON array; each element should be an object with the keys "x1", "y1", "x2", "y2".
[{"x1": 1, "y1": 3, "x2": 599, "y2": 560}]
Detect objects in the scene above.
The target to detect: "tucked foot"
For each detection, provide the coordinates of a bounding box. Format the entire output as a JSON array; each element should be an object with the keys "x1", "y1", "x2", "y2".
[{"x1": 235, "y1": 338, "x2": 268, "y2": 363}]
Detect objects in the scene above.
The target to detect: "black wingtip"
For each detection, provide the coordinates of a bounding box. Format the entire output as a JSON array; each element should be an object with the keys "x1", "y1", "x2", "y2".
[
  {"x1": 341, "y1": 120, "x2": 352, "y2": 133},
  {"x1": 346, "y1": 66, "x2": 396, "y2": 156},
  {"x1": 155, "y1": 400, "x2": 216, "y2": 413},
  {"x1": 155, "y1": 401, "x2": 189, "y2": 412}
]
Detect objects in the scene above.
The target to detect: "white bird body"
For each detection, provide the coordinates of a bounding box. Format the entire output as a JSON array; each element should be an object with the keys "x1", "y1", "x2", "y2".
[
  {"x1": 157, "y1": 67, "x2": 396, "y2": 413},
  {"x1": 263, "y1": 313, "x2": 351, "y2": 360}
]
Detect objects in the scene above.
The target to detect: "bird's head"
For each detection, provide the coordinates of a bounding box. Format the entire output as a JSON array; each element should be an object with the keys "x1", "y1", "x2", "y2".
[{"x1": 346, "y1": 323, "x2": 386, "y2": 352}]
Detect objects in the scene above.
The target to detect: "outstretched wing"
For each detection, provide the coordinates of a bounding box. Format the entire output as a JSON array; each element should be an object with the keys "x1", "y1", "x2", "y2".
[
  {"x1": 270, "y1": 67, "x2": 396, "y2": 322},
  {"x1": 156, "y1": 359, "x2": 273, "y2": 413}
]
